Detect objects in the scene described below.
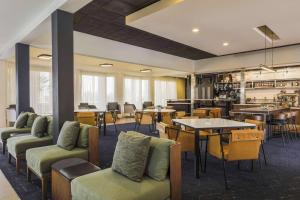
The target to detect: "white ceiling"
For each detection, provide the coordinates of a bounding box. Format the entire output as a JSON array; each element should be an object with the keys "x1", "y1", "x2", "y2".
[
  {"x1": 25, "y1": 47, "x2": 188, "y2": 77},
  {"x1": 0, "y1": 0, "x2": 68, "y2": 58},
  {"x1": 127, "y1": 0, "x2": 300, "y2": 56}
]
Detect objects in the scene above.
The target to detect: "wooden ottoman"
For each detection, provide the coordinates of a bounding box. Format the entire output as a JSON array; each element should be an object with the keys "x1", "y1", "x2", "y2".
[{"x1": 51, "y1": 158, "x2": 100, "y2": 200}]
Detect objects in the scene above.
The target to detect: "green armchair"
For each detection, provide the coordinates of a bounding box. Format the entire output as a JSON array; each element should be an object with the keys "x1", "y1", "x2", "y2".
[
  {"x1": 0, "y1": 112, "x2": 37, "y2": 154},
  {"x1": 7, "y1": 116, "x2": 53, "y2": 173},
  {"x1": 71, "y1": 133, "x2": 182, "y2": 200},
  {"x1": 26, "y1": 123, "x2": 99, "y2": 200}
]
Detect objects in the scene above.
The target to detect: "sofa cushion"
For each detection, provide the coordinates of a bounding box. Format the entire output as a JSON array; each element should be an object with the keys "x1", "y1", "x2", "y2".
[
  {"x1": 77, "y1": 125, "x2": 92, "y2": 148},
  {"x1": 71, "y1": 168, "x2": 170, "y2": 200},
  {"x1": 57, "y1": 121, "x2": 80, "y2": 150},
  {"x1": 31, "y1": 116, "x2": 47, "y2": 137},
  {"x1": 14, "y1": 112, "x2": 28, "y2": 128},
  {"x1": 112, "y1": 132, "x2": 151, "y2": 182},
  {"x1": 146, "y1": 137, "x2": 175, "y2": 181},
  {"x1": 26, "y1": 145, "x2": 88, "y2": 177},
  {"x1": 7, "y1": 135, "x2": 53, "y2": 157},
  {"x1": 0, "y1": 127, "x2": 31, "y2": 141},
  {"x1": 26, "y1": 113, "x2": 38, "y2": 128},
  {"x1": 46, "y1": 116, "x2": 53, "y2": 136}
]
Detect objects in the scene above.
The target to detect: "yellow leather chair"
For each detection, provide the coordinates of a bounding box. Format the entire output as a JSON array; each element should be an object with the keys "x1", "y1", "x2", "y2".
[
  {"x1": 161, "y1": 112, "x2": 173, "y2": 125},
  {"x1": 208, "y1": 129, "x2": 263, "y2": 188},
  {"x1": 75, "y1": 112, "x2": 96, "y2": 126},
  {"x1": 209, "y1": 108, "x2": 222, "y2": 118},
  {"x1": 245, "y1": 119, "x2": 267, "y2": 165},
  {"x1": 192, "y1": 109, "x2": 207, "y2": 118}
]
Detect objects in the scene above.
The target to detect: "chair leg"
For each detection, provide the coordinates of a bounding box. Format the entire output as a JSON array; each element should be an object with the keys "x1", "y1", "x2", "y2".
[
  {"x1": 2, "y1": 141, "x2": 6, "y2": 154},
  {"x1": 27, "y1": 167, "x2": 32, "y2": 182},
  {"x1": 8, "y1": 153, "x2": 11, "y2": 164},
  {"x1": 41, "y1": 176, "x2": 49, "y2": 200},
  {"x1": 114, "y1": 123, "x2": 118, "y2": 134},
  {"x1": 103, "y1": 123, "x2": 107, "y2": 136},
  {"x1": 261, "y1": 142, "x2": 267, "y2": 165},
  {"x1": 16, "y1": 156, "x2": 21, "y2": 174},
  {"x1": 204, "y1": 137, "x2": 208, "y2": 173},
  {"x1": 280, "y1": 126, "x2": 286, "y2": 147},
  {"x1": 222, "y1": 160, "x2": 228, "y2": 189},
  {"x1": 237, "y1": 161, "x2": 240, "y2": 170},
  {"x1": 251, "y1": 160, "x2": 254, "y2": 172},
  {"x1": 184, "y1": 152, "x2": 188, "y2": 160}
]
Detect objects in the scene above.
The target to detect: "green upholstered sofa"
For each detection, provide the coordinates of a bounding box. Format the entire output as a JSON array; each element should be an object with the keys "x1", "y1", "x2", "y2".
[
  {"x1": 7, "y1": 117, "x2": 54, "y2": 173},
  {"x1": 26, "y1": 124, "x2": 99, "y2": 200},
  {"x1": 0, "y1": 112, "x2": 36, "y2": 154},
  {"x1": 71, "y1": 135, "x2": 182, "y2": 200}
]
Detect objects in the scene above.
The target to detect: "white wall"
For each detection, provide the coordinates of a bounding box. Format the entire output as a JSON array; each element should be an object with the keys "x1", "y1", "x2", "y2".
[
  {"x1": 0, "y1": 61, "x2": 7, "y2": 127},
  {"x1": 195, "y1": 44, "x2": 300, "y2": 73}
]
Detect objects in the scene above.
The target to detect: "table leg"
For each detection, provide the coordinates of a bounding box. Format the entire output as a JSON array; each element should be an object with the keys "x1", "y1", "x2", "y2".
[
  {"x1": 194, "y1": 128, "x2": 201, "y2": 178},
  {"x1": 219, "y1": 129, "x2": 228, "y2": 189}
]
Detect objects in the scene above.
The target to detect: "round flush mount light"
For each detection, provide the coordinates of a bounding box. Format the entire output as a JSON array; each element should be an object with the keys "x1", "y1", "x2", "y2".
[
  {"x1": 140, "y1": 69, "x2": 152, "y2": 73},
  {"x1": 37, "y1": 54, "x2": 52, "y2": 60},
  {"x1": 192, "y1": 28, "x2": 199, "y2": 33},
  {"x1": 223, "y1": 42, "x2": 229, "y2": 46},
  {"x1": 100, "y1": 63, "x2": 113, "y2": 68}
]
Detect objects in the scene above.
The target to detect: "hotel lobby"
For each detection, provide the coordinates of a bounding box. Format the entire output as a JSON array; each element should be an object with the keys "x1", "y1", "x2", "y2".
[{"x1": 1, "y1": 0, "x2": 300, "y2": 200}]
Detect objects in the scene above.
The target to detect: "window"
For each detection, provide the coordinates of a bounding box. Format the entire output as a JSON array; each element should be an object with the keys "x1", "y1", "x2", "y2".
[
  {"x1": 80, "y1": 73, "x2": 115, "y2": 110},
  {"x1": 154, "y1": 79, "x2": 177, "y2": 106},
  {"x1": 30, "y1": 70, "x2": 52, "y2": 114},
  {"x1": 124, "y1": 77, "x2": 150, "y2": 109}
]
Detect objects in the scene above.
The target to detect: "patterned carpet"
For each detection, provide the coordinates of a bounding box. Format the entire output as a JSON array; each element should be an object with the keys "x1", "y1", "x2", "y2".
[{"x1": 1, "y1": 123, "x2": 300, "y2": 200}]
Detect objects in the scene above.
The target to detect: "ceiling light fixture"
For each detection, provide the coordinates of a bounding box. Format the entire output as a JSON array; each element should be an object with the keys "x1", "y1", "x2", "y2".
[
  {"x1": 259, "y1": 26, "x2": 277, "y2": 73},
  {"x1": 100, "y1": 63, "x2": 113, "y2": 68},
  {"x1": 259, "y1": 64, "x2": 276, "y2": 72},
  {"x1": 223, "y1": 42, "x2": 229, "y2": 46},
  {"x1": 37, "y1": 54, "x2": 52, "y2": 60},
  {"x1": 140, "y1": 69, "x2": 152, "y2": 73},
  {"x1": 192, "y1": 28, "x2": 199, "y2": 33}
]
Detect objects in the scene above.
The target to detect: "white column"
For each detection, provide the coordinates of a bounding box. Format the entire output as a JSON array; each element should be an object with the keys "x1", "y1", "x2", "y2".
[
  {"x1": 190, "y1": 74, "x2": 196, "y2": 113},
  {"x1": 240, "y1": 70, "x2": 246, "y2": 104},
  {"x1": 0, "y1": 61, "x2": 7, "y2": 127}
]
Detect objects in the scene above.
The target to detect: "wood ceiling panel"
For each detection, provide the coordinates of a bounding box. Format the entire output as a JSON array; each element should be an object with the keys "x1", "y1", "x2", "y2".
[{"x1": 74, "y1": 0, "x2": 216, "y2": 60}]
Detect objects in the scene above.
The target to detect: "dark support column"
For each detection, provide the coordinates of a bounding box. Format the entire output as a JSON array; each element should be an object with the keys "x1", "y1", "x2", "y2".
[
  {"x1": 52, "y1": 10, "x2": 74, "y2": 142},
  {"x1": 15, "y1": 43, "x2": 30, "y2": 115}
]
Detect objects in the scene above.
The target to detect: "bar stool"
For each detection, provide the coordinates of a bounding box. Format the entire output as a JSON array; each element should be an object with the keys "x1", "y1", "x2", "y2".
[
  {"x1": 269, "y1": 113, "x2": 289, "y2": 146},
  {"x1": 288, "y1": 111, "x2": 298, "y2": 140}
]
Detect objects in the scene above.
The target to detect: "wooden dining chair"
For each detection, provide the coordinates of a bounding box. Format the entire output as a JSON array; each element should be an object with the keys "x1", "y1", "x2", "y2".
[
  {"x1": 164, "y1": 125, "x2": 201, "y2": 164},
  {"x1": 98, "y1": 111, "x2": 117, "y2": 136},
  {"x1": 209, "y1": 108, "x2": 222, "y2": 118},
  {"x1": 161, "y1": 112, "x2": 173, "y2": 125},
  {"x1": 192, "y1": 109, "x2": 207, "y2": 118},
  {"x1": 175, "y1": 111, "x2": 186, "y2": 119},
  {"x1": 136, "y1": 112, "x2": 156, "y2": 132},
  {"x1": 245, "y1": 119, "x2": 267, "y2": 165},
  {"x1": 207, "y1": 129, "x2": 263, "y2": 188},
  {"x1": 75, "y1": 112, "x2": 96, "y2": 126}
]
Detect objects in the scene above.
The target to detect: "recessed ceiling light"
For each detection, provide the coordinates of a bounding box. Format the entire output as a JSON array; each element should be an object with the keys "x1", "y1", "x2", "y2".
[
  {"x1": 192, "y1": 28, "x2": 199, "y2": 33},
  {"x1": 100, "y1": 63, "x2": 113, "y2": 68},
  {"x1": 223, "y1": 42, "x2": 229, "y2": 46},
  {"x1": 140, "y1": 69, "x2": 152, "y2": 73},
  {"x1": 37, "y1": 54, "x2": 52, "y2": 60}
]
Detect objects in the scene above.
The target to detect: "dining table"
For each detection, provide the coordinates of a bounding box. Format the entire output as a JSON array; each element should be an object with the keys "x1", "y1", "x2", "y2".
[{"x1": 172, "y1": 118, "x2": 256, "y2": 179}]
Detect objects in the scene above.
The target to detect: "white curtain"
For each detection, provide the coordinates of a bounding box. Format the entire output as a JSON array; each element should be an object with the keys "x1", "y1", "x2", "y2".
[
  {"x1": 154, "y1": 78, "x2": 177, "y2": 106},
  {"x1": 6, "y1": 62, "x2": 16, "y2": 105},
  {"x1": 30, "y1": 69, "x2": 52, "y2": 115},
  {"x1": 80, "y1": 72, "x2": 115, "y2": 110},
  {"x1": 124, "y1": 77, "x2": 150, "y2": 109}
]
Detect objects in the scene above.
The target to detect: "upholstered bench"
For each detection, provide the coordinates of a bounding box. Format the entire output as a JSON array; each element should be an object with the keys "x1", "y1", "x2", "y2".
[
  {"x1": 26, "y1": 123, "x2": 99, "y2": 200},
  {"x1": 1, "y1": 112, "x2": 37, "y2": 154},
  {"x1": 71, "y1": 132, "x2": 182, "y2": 200},
  {"x1": 52, "y1": 158, "x2": 100, "y2": 200}
]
